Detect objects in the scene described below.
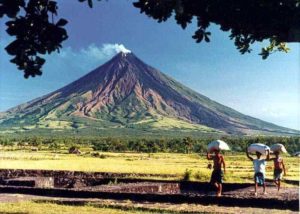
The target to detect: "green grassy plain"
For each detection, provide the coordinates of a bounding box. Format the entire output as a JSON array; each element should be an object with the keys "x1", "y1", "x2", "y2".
[
  {"x1": 0, "y1": 198, "x2": 296, "y2": 214},
  {"x1": 0, "y1": 150, "x2": 298, "y2": 214},
  {"x1": 0, "y1": 201, "x2": 152, "y2": 214},
  {"x1": 0, "y1": 150, "x2": 298, "y2": 183}
]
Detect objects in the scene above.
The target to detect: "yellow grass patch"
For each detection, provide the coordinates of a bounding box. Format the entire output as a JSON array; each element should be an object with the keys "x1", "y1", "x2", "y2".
[{"x1": 0, "y1": 151, "x2": 298, "y2": 183}]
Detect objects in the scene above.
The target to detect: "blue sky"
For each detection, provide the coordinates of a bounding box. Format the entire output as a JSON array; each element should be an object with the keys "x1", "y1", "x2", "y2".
[{"x1": 0, "y1": 1, "x2": 299, "y2": 130}]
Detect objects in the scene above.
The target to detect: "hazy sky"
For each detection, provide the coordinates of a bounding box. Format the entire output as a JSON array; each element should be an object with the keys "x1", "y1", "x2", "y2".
[{"x1": 0, "y1": 1, "x2": 299, "y2": 130}]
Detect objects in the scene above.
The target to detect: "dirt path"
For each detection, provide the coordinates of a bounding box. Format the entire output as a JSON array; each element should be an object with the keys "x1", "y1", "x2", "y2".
[
  {"x1": 0, "y1": 169, "x2": 298, "y2": 212},
  {"x1": 222, "y1": 185, "x2": 298, "y2": 200}
]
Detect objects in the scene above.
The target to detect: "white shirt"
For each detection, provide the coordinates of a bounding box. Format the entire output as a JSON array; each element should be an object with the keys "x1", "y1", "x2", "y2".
[{"x1": 253, "y1": 159, "x2": 266, "y2": 174}]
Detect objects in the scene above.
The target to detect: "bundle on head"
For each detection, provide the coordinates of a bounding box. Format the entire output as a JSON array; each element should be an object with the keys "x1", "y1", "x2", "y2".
[
  {"x1": 207, "y1": 140, "x2": 230, "y2": 153},
  {"x1": 270, "y1": 144, "x2": 287, "y2": 154},
  {"x1": 248, "y1": 143, "x2": 270, "y2": 155}
]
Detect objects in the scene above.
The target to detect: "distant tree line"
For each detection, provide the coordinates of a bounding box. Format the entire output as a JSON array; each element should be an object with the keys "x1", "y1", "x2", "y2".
[{"x1": 0, "y1": 136, "x2": 299, "y2": 154}]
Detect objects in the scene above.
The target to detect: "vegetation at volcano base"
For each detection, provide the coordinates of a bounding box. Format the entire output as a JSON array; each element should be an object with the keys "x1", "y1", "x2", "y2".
[{"x1": 0, "y1": 136, "x2": 299, "y2": 182}]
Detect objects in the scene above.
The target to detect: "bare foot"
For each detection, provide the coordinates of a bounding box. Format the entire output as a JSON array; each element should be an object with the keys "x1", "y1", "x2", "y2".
[
  {"x1": 263, "y1": 191, "x2": 267, "y2": 195},
  {"x1": 216, "y1": 193, "x2": 222, "y2": 197},
  {"x1": 254, "y1": 192, "x2": 257, "y2": 196}
]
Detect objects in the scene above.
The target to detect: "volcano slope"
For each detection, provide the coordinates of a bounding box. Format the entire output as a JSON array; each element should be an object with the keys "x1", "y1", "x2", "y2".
[{"x1": 0, "y1": 52, "x2": 298, "y2": 136}]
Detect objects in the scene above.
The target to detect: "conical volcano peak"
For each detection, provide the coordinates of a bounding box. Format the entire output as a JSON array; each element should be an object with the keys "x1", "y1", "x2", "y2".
[
  {"x1": 1, "y1": 48, "x2": 297, "y2": 137},
  {"x1": 118, "y1": 51, "x2": 133, "y2": 57},
  {"x1": 110, "y1": 51, "x2": 140, "y2": 65}
]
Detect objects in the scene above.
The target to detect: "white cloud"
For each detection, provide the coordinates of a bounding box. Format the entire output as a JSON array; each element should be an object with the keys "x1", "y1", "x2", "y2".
[
  {"x1": 0, "y1": 42, "x2": 132, "y2": 111},
  {"x1": 102, "y1": 43, "x2": 131, "y2": 54},
  {"x1": 59, "y1": 43, "x2": 131, "y2": 61},
  {"x1": 79, "y1": 43, "x2": 131, "y2": 60},
  {"x1": 43, "y1": 43, "x2": 132, "y2": 78}
]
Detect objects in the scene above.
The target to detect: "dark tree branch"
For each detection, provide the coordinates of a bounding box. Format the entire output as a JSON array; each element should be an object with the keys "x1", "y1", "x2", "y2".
[
  {"x1": 133, "y1": 0, "x2": 300, "y2": 58},
  {"x1": 0, "y1": 0, "x2": 299, "y2": 78}
]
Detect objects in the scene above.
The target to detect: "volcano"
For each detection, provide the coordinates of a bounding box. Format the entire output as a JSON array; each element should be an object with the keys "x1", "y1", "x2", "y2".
[{"x1": 0, "y1": 52, "x2": 298, "y2": 136}]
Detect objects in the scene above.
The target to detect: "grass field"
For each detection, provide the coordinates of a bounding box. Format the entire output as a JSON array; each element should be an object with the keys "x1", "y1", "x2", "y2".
[
  {"x1": 0, "y1": 198, "x2": 296, "y2": 214},
  {"x1": 0, "y1": 150, "x2": 298, "y2": 214},
  {"x1": 0, "y1": 150, "x2": 298, "y2": 183},
  {"x1": 0, "y1": 201, "x2": 150, "y2": 214}
]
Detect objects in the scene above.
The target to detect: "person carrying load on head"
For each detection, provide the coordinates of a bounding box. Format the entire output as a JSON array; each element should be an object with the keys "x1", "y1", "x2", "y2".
[
  {"x1": 269, "y1": 144, "x2": 287, "y2": 192},
  {"x1": 246, "y1": 145, "x2": 270, "y2": 196},
  {"x1": 207, "y1": 149, "x2": 226, "y2": 197}
]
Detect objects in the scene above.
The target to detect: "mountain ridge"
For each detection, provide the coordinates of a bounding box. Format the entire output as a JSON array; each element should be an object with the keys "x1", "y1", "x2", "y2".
[{"x1": 0, "y1": 52, "x2": 298, "y2": 136}]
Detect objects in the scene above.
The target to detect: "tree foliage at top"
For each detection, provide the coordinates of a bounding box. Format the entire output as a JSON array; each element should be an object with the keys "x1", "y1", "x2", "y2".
[
  {"x1": 133, "y1": 0, "x2": 300, "y2": 58},
  {"x1": 0, "y1": 0, "x2": 299, "y2": 78},
  {"x1": 0, "y1": 0, "x2": 69, "y2": 78}
]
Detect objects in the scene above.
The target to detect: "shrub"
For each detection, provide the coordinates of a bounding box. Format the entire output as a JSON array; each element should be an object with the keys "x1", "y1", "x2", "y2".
[
  {"x1": 194, "y1": 170, "x2": 210, "y2": 181},
  {"x1": 68, "y1": 146, "x2": 81, "y2": 154},
  {"x1": 182, "y1": 168, "x2": 193, "y2": 181},
  {"x1": 99, "y1": 154, "x2": 106, "y2": 159},
  {"x1": 194, "y1": 171, "x2": 202, "y2": 180},
  {"x1": 91, "y1": 152, "x2": 99, "y2": 157}
]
